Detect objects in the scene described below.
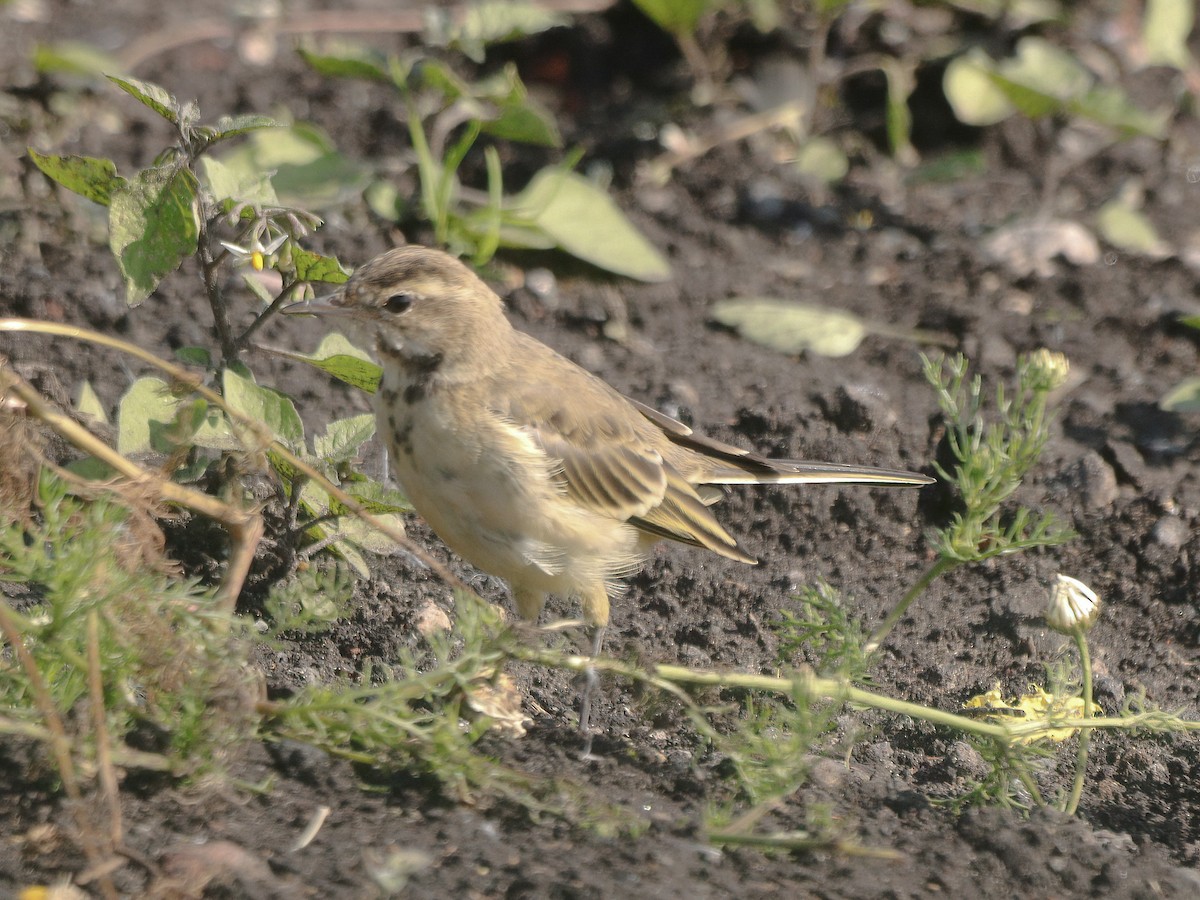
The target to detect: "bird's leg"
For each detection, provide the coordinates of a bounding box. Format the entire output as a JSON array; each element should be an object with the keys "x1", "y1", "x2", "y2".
[{"x1": 578, "y1": 622, "x2": 606, "y2": 759}]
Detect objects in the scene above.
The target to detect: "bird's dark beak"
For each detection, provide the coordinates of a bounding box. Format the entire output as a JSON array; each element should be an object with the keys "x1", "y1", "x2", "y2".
[{"x1": 281, "y1": 289, "x2": 351, "y2": 318}]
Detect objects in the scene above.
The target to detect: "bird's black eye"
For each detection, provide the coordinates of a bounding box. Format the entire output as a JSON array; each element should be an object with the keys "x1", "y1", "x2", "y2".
[{"x1": 384, "y1": 292, "x2": 415, "y2": 314}]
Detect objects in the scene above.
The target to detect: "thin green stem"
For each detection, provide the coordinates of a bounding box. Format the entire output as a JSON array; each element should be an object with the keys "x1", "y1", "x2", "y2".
[
  {"x1": 1063, "y1": 631, "x2": 1094, "y2": 815},
  {"x1": 866, "y1": 556, "x2": 959, "y2": 654}
]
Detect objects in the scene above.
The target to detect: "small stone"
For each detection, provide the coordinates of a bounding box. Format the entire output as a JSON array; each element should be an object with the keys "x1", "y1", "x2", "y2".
[
  {"x1": 1062, "y1": 451, "x2": 1119, "y2": 509},
  {"x1": 947, "y1": 740, "x2": 989, "y2": 780},
  {"x1": 524, "y1": 267, "x2": 559, "y2": 309},
  {"x1": 1150, "y1": 515, "x2": 1189, "y2": 550},
  {"x1": 415, "y1": 600, "x2": 452, "y2": 636},
  {"x1": 826, "y1": 383, "x2": 898, "y2": 433}
]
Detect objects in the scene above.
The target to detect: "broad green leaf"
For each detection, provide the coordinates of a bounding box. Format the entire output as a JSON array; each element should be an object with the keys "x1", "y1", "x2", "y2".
[
  {"x1": 190, "y1": 407, "x2": 241, "y2": 452},
  {"x1": 212, "y1": 113, "x2": 283, "y2": 139},
  {"x1": 365, "y1": 180, "x2": 406, "y2": 222},
  {"x1": 222, "y1": 368, "x2": 305, "y2": 450},
  {"x1": 75, "y1": 381, "x2": 109, "y2": 425},
  {"x1": 28, "y1": 150, "x2": 124, "y2": 206},
  {"x1": 327, "y1": 511, "x2": 408, "y2": 555},
  {"x1": 944, "y1": 49, "x2": 1013, "y2": 126},
  {"x1": 1096, "y1": 198, "x2": 1170, "y2": 257},
  {"x1": 491, "y1": 221, "x2": 556, "y2": 250},
  {"x1": 116, "y1": 377, "x2": 179, "y2": 455},
  {"x1": 794, "y1": 137, "x2": 848, "y2": 183},
  {"x1": 108, "y1": 164, "x2": 200, "y2": 306},
  {"x1": 475, "y1": 64, "x2": 561, "y2": 147},
  {"x1": 149, "y1": 398, "x2": 209, "y2": 452},
  {"x1": 631, "y1": 0, "x2": 716, "y2": 35},
  {"x1": 175, "y1": 346, "x2": 212, "y2": 367},
  {"x1": 313, "y1": 414, "x2": 376, "y2": 465},
  {"x1": 510, "y1": 169, "x2": 672, "y2": 282},
  {"x1": 66, "y1": 457, "x2": 117, "y2": 480},
  {"x1": 198, "y1": 156, "x2": 279, "y2": 209},
  {"x1": 33, "y1": 41, "x2": 121, "y2": 77},
  {"x1": 290, "y1": 246, "x2": 350, "y2": 284},
  {"x1": 711, "y1": 298, "x2": 867, "y2": 357},
  {"x1": 336, "y1": 476, "x2": 412, "y2": 515},
  {"x1": 106, "y1": 75, "x2": 179, "y2": 124},
  {"x1": 986, "y1": 72, "x2": 1063, "y2": 119},
  {"x1": 220, "y1": 124, "x2": 370, "y2": 208},
  {"x1": 426, "y1": 1, "x2": 567, "y2": 61},
  {"x1": 298, "y1": 45, "x2": 390, "y2": 82},
  {"x1": 1143, "y1": 0, "x2": 1193, "y2": 70},
  {"x1": 999, "y1": 37, "x2": 1091, "y2": 102},
  {"x1": 272, "y1": 333, "x2": 382, "y2": 393},
  {"x1": 418, "y1": 58, "x2": 479, "y2": 105},
  {"x1": 242, "y1": 272, "x2": 276, "y2": 306},
  {"x1": 1161, "y1": 377, "x2": 1200, "y2": 413},
  {"x1": 1070, "y1": 86, "x2": 1169, "y2": 138}
]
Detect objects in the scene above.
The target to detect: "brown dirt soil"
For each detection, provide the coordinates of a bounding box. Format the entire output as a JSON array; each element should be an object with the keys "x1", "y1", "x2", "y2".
[{"x1": 3, "y1": 1, "x2": 1200, "y2": 897}]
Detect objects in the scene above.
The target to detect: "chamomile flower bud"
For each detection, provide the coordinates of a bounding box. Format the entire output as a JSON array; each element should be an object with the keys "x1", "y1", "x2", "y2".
[
  {"x1": 1046, "y1": 574, "x2": 1101, "y2": 634},
  {"x1": 1025, "y1": 348, "x2": 1070, "y2": 391}
]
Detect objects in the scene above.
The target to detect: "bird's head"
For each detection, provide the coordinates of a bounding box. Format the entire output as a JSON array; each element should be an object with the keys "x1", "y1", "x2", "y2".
[{"x1": 284, "y1": 245, "x2": 510, "y2": 372}]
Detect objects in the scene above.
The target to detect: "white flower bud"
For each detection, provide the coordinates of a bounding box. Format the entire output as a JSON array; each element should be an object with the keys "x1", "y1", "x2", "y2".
[{"x1": 1047, "y1": 574, "x2": 1101, "y2": 633}]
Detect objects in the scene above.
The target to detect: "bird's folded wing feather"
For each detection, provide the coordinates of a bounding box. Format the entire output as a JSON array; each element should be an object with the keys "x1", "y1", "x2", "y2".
[
  {"x1": 499, "y1": 370, "x2": 754, "y2": 563},
  {"x1": 628, "y1": 397, "x2": 931, "y2": 486}
]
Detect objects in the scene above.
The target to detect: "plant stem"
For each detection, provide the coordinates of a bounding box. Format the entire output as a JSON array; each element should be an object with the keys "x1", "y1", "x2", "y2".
[
  {"x1": 197, "y1": 213, "x2": 238, "y2": 364},
  {"x1": 866, "y1": 556, "x2": 959, "y2": 654},
  {"x1": 1063, "y1": 631, "x2": 1094, "y2": 815}
]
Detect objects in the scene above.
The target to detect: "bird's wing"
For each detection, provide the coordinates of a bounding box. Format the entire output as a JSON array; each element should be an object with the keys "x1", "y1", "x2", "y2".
[
  {"x1": 497, "y1": 353, "x2": 755, "y2": 564},
  {"x1": 628, "y1": 397, "x2": 932, "y2": 487}
]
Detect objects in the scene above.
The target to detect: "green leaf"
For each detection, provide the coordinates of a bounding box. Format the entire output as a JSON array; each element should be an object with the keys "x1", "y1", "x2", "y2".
[
  {"x1": 290, "y1": 246, "x2": 350, "y2": 284},
  {"x1": 211, "y1": 113, "x2": 283, "y2": 139},
  {"x1": 509, "y1": 169, "x2": 672, "y2": 282},
  {"x1": 75, "y1": 381, "x2": 109, "y2": 425},
  {"x1": 189, "y1": 406, "x2": 240, "y2": 452},
  {"x1": 116, "y1": 377, "x2": 180, "y2": 455},
  {"x1": 298, "y1": 45, "x2": 390, "y2": 82},
  {"x1": 475, "y1": 64, "x2": 562, "y2": 147},
  {"x1": 327, "y1": 511, "x2": 409, "y2": 555},
  {"x1": 28, "y1": 150, "x2": 125, "y2": 206},
  {"x1": 998, "y1": 37, "x2": 1091, "y2": 102},
  {"x1": 108, "y1": 164, "x2": 200, "y2": 306},
  {"x1": 106, "y1": 75, "x2": 180, "y2": 124},
  {"x1": 313, "y1": 414, "x2": 376, "y2": 465},
  {"x1": 711, "y1": 298, "x2": 867, "y2": 357},
  {"x1": 275, "y1": 333, "x2": 383, "y2": 393},
  {"x1": 222, "y1": 368, "x2": 305, "y2": 450},
  {"x1": 882, "y1": 57, "x2": 916, "y2": 165},
  {"x1": 242, "y1": 272, "x2": 276, "y2": 306},
  {"x1": 1069, "y1": 86, "x2": 1169, "y2": 138},
  {"x1": 1095, "y1": 198, "x2": 1171, "y2": 257},
  {"x1": 426, "y1": 1, "x2": 568, "y2": 61},
  {"x1": 219, "y1": 124, "x2": 370, "y2": 208},
  {"x1": 149, "y1": 398, "x2": 209, "y2": 452},
  {"x1": 944, "y1": 48, "x2": 1013, "y2": 126},
  {"x1": 1161, "y1": 377, "x2": 1200, "y2": 413},
  {"x1": 175, "y1": 346, "x2": 212, "y2": 367},
  {"x1": 365, "y1": 180, "x2": 406, "y2": 222},
  {"x1": 631, "y1": 0, "x2": 716, "y2": 35},
  {"x1": 794, "y1": 137, "x2": 848, "y2": 184},
  {"x1": 1143, "y1": 0, "x2": 1194, "y2": 70},
  {"x1": 335, "y1": 476, "x2": 412, "y2": 515},
  {"x1": 33, "y1": 41, "x2": 122, "y2": 77},
  {"x1": 1179, "y1": 315, "x2": 1200, "y2": 331},
  {"x1": 198, "y1": 156, "x2": 279, "y2": 209}
]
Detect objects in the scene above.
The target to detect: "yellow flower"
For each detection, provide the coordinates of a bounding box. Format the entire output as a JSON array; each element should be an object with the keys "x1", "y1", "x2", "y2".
[{"x1": 964, "y1": 683, "x2": 1092, "y2": 744}]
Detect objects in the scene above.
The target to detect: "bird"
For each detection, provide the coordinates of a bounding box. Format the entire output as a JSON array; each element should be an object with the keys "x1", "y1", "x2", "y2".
[{"x1": 284, "y1": 245, "x2": 932, "y2": 742}]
